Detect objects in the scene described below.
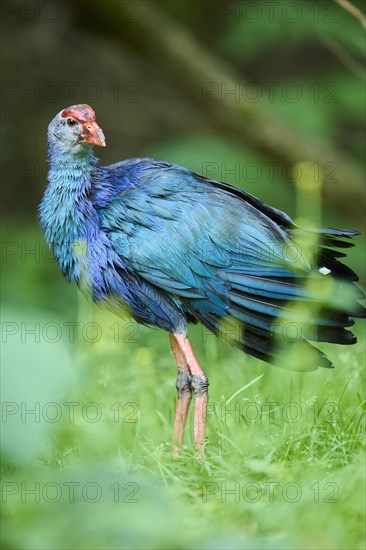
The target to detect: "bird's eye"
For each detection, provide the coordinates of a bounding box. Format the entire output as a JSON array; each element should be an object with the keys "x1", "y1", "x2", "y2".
[{"x1": 67, "y1": 118, "x2": 76, "y2": 127}]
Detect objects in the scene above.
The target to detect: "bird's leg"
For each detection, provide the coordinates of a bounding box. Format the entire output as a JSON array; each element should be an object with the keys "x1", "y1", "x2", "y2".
[
  {"x1": 173, "y1": 334, "x2": 209, "y2": 457},
  {"x1": 169, "y1": 334, "x2": 192, "y2": 455}
]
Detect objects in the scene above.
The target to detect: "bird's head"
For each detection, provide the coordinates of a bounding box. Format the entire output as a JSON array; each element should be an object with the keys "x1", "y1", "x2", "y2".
[{"x1": 48, "y1": 104, "x2": 106, "y2": 154}]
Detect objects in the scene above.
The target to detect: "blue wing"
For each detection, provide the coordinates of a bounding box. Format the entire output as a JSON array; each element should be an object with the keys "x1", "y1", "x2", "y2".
[{"x1": 95, "y1": 159, "x2": 364, "y2": 369}]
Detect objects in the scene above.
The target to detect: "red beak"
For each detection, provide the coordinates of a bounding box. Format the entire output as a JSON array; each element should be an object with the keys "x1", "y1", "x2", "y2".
[{"x1": 82, "y1": 121, "x2": 106, "y2": 147}]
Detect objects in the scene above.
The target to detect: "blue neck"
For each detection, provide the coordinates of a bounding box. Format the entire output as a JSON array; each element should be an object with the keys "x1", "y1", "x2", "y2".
[{"x1": 39, "y1": 145, "x2": 101, "y2": 282}]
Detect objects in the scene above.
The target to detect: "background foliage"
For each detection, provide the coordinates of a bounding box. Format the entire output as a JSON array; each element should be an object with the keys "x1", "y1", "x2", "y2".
[{"x1": 1, "y1": 1, "x2": 365, "y2": 549}]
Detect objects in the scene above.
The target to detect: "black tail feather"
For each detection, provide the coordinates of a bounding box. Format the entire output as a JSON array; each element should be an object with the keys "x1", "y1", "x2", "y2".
[{"x1": 190, "y1": 228, "x2": 364, "y2": 371}]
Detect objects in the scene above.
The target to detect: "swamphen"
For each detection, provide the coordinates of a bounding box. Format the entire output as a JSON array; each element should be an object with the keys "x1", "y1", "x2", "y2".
[{"x1": 39, "y1": 104, "x2": 365, "y2": 454}]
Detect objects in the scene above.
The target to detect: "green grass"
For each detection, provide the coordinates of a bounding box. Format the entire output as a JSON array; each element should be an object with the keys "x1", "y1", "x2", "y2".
[{"x1": 1, "y1": 226, "x2": 365, "y2": 549}]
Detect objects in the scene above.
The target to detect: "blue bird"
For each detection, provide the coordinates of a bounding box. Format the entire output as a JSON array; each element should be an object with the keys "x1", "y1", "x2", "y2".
[{"x1": 39, "y1": 104, "x2": 365, "y2": 453}]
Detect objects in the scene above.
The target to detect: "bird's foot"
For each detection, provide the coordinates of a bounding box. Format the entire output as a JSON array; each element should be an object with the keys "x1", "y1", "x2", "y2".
[
  {"x1": 172, "y1": 370, "x2": 192, "y2": 456},
  {"x1": 170, "y1": 333, "x2": 209, "y2": 459},
  {"x1": 191, "y1": 373, "x2": 209, "y2": 459}
]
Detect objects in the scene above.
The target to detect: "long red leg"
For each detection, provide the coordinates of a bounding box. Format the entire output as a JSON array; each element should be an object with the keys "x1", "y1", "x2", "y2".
[
  {"x1": 169, "y1": 334, "x2": 192, "y2": 454},
  {"x1": 174, "y1": 334, "x2": 209, "y2": 457}
]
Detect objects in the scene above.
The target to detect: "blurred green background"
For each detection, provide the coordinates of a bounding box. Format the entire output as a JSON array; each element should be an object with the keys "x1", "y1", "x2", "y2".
[{"x1": 1, "y1": 1, "x2": 365, "y2": 549}]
